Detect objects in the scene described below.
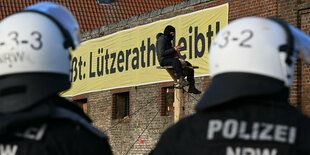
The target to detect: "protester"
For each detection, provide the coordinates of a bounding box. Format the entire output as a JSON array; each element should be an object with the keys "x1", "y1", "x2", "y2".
[
  {"x1": 0, "y1": 2, "x2": 112, "y2": 154},
  {"x1": 156, "y1": 25, "x2": 201, "y2": 94},
  {"x1": 151, "y1": 17, "x2": 310, "y2": 154}
]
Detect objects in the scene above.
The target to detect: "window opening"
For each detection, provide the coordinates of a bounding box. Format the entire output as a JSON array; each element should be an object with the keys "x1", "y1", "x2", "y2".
[
  {"x1": 113, "y1": 92, "x2": 130, "y2": 119},
  {"x1": 97, "y1": 0, "x2": 114, "y2": 5},
  {"x1": 73, "y1": 98, "x2": 88, "y2": 114},
  {"x1": 162, "y1": 87, "x2": 174, "y2": 116}
]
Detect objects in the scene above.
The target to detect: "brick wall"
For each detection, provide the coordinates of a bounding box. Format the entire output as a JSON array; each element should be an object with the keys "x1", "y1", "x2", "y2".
[{"x1": 73, "y1": 0, "x2": 310, "y2": 154}]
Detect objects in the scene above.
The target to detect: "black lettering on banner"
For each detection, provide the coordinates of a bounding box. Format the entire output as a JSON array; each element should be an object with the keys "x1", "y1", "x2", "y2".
[
  {"x1": 195, "y1": 26, "x2": 206, "y2": 58},
  {"x1": 140, "y1": 40, "x2": 146, "y2": 68},
  {"x1": 110, "y1": 52, "x2": 116, "y2": 74},
  {"x1": 68, "y1": 21, "x2": 223, "y2": 83},
  {"x1": 188, "y1": 26, "x2": 193, "y2": 59},
  {"x1": 178, "y1": 37, "x2": 187, "y2": 60},
  {"x1": 125, "y1": 49, "x2": 131, "y2": 71},
  {"x1": 97, "y1": 48, "x2": 104, "y2": 76},
  {"x1": 132, "y1": 47, "x2": 139, "y2": 69},
  {"x1": 78, "y1": 56, "x2": 83, "y2": 80},
  {"x1": 206, "y1": 25, "x2": 214, "y2": 51},
  {"x1": 89, "y1": 52, "x2": 96, "y2": 78},
  {"x1": 147, "y1": 38, "x2": 156, "y2": 67},
  {"x1": 117, "y1": 51, "x2": 125, "y2": 72},
  {"x1": 105, "y1": 49, "x2": 109, "y2": 74},
  {"x1": 71, "y1": 57, "x2": 78, "y2": 82},
  {"x1": 216, "y1": 21, "x2": 220, "y2": 34}
]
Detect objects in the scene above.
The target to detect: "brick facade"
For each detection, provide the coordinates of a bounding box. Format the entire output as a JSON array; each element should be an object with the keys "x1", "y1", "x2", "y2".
[{"x1": 72, "y1": 0, "x2": 310, "y2": 154}]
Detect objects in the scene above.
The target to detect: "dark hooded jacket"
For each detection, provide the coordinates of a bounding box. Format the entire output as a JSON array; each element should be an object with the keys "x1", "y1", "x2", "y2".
[{"x1": 156, "y1": 33, "x2": 181, "y2": 65}]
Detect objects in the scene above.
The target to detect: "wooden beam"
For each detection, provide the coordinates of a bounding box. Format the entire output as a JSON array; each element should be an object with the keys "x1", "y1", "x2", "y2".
[
  {"x1": 157, "y1": 65, "x2": 199, "y2": 83},
  {"x1": 166, "y1": 68, "x2": 177, "y2": 82},
  {"x1": 174, "y1": 87, "x2": 183, "y2": 123},
  {"x1": 156, "y1": 66, "x2": 199, "y2": 70},
  {"x1": 157, "y1": 65, "x2": 196, "y2": 123}
]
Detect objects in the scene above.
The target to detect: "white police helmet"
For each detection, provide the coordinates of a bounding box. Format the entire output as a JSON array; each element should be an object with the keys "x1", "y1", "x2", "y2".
[
  {"x1": 195, "y1": 17, "x2": 309, "y2": 111},
  {"x1": 0, "y1": 2, "x2": 80, "y2": 113}
]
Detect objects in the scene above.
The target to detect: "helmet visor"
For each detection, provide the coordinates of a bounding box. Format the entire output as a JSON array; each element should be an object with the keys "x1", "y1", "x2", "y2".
[{"x1": 289, "y1": 25, "x2": 310, "y2": 65}]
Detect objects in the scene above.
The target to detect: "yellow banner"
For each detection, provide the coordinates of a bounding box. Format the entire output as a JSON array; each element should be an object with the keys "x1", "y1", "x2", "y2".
[{"x1": 62, "y1": 3, "x2": 228, "y2": 96}]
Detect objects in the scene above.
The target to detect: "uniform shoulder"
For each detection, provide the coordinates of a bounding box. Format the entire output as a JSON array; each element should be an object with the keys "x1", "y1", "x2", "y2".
[
  {"x1": 46, "y1": 119, "x2": 106, "y2": 139},
  {"x1": 163, "y1": 114, "x2": 197, "y2": 136},
  {"x1": 44, "y1": 119, "x2": 85, "y2": 139},
  {"x1": 45, "y1": 119, "x2": 112, "y2": 154}
]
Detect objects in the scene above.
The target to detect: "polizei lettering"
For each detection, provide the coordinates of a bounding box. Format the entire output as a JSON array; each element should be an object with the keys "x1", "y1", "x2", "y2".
[
  {"x1": 207, "y1": 119, "x2": 297, "y2": 144},
  {"x1": 0, "y1": 144, "x2": 18, "y2": 155}
]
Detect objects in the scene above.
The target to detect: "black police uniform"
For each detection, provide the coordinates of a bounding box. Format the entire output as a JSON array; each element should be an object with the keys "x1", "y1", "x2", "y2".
[
  {"x1": 151, "y1": 91, "x2": 310, "y2": 155},
  {"x1": 0, "y1": 96, "x2": 112, "y2": 155}
]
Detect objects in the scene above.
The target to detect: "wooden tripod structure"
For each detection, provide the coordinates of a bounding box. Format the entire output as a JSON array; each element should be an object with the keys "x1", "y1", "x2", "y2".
[{"x1": 157, "y1": 65, "x2": 198, "y2": 123}]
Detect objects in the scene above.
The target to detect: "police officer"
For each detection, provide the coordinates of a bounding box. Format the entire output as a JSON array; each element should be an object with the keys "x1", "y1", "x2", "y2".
[
  {"x1": 0, "y1": 2, "x2": 112, "y2": 155},
  {"x1": 151, "y1": 17, "x2": 310, "y2": 154}
]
